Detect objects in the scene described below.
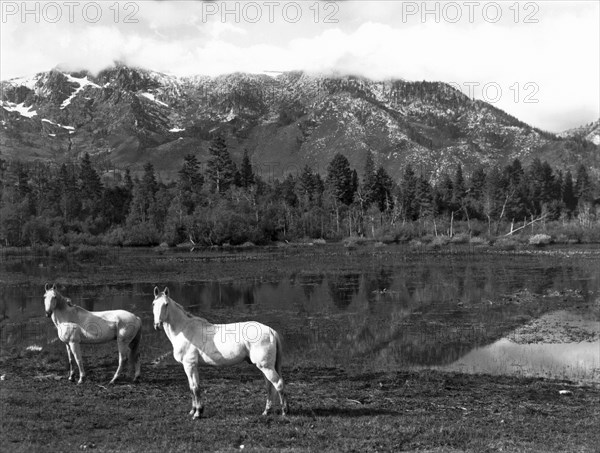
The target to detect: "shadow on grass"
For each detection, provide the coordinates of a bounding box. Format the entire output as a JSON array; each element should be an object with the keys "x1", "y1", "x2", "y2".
[{"x1": 294, "y1": 406, "x2": 401, "y2": 417}]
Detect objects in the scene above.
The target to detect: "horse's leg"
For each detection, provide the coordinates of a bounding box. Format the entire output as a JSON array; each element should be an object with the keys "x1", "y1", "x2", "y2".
[
  {"x1": 130, "y1": 327, "x2": 142, "y2": 382},
  {"x1": 262, "y1": 376, "x2": 275, "y2": 416},
  {"x1": 69, "y1": 342, "x2": 85, "y2": 384},
  {"x1": 109, "y1": 339, "x2": 128, "y2": 385},
  {"x1": 257, "y1": 366, "x2": 288, "y2": 416},
  {"x1": 65, "y1": 344, "x2": 76, "y2": 382},
  {"x1": 183, "y1": 363, "x2": 203, "y2": 419}
]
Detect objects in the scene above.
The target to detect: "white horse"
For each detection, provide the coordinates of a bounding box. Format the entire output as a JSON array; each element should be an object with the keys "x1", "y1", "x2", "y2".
[
  {"x1": 43, "y1": 283, "x2": 142, "y2": 385},
  {"x1": 152, "y1": 286, "x2": 288, "y2": 418}
]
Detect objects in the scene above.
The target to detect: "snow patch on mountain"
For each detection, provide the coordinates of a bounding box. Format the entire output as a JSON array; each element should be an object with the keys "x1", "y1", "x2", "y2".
[
  {"x1": 140, "y1": 92, "x2": 169, "y2": 107},
  {"x1": 1, "y1": 100, "x2": 37, "y2": 118},
  {"x1": 5, "y1": 74, "x2": 41, "y2": 90},
  {"x1": 60, "y1": 74, "x2": 101, "y2": 109},
  {"x1": 42, "y1": 118, "x2": 76, "y2": 133}
]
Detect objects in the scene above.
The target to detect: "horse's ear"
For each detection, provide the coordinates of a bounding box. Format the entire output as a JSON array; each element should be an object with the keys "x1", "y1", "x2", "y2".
[
  {"x1": 44, "y1": 283, "x2": 49, "y2": 291},
  {"x1": 52, "y1": 283, "x2": 57, "y2": 290},
  {"x1": 164, "y1": 287, "x2": 169, "y2": 297},
  {"x1": 154, "y1": 286, "x2": 159, "y2": 298}
]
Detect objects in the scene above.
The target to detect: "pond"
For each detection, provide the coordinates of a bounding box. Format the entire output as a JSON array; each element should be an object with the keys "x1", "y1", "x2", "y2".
[{"x1": 1, "y1": 245, "x2": 598, "y2": 383}]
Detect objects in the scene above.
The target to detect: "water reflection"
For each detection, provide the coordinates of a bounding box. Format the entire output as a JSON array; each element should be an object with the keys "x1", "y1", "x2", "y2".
[
  {"x1": 328, "y1": 273, "x2": 360, "y2": 309},
  {"x1": 437, "y1": 310, "x2": 600, "y2": 382},
  {"x1": 441, "y1": 338, "x2": 599, "y2": 382},
  {"x1": 1, "y1": 248, "x2": 599, "y2": 382}
]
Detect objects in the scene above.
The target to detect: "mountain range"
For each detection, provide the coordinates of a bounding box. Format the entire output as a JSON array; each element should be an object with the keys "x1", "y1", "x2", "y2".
[{"x1": 1, "y1": 64, "x2": 598, "y2": 181}]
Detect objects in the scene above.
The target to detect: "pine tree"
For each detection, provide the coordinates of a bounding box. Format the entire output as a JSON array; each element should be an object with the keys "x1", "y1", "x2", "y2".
[
  {"x1": 562, "y1": 170, "x2": 577, "y2": 214},
  {"x1": 362, "y1": 151, "x2": 377, "y2": 206},
  {"x1": 128, "y1": 163, "x2": 158, "y2": 225},
  {"x1": 178, "y1": 154, "x2": 203, "y2": 214},
  {"x1": 351, "y1": 169, "x2": 359, "y2": 198},
  {"x1": 178, "y1": 154, "x2": 203, "y2": 193},
  {"x1": 205, "y1": 135, "x2": 237, "y2": 194},
  {"x1": 296, "y1": 165, "x2": 317, "y2": 205},
  {"x1": 79, "y1": 153, "x2": 103, "y2": 218},
  {"x1": 326, "y1": 153, "x2": 354, "y2": 205},
  {"x1": 436, "y1": 172, "x2": 453, "y2": 217},
  {"x1": 416, "y1": 174, "x2": 433, "y2": 218},
  {"x1": 504, "y1": 159, "x2": 527, "y2": 220},
  {"x1": 575, "y1": 164, "x2": 592, "y2": 203},
  {"x1": 452, "y1": 164, "x2": 466, "y2": 215},
  {"x1": 468, "y1": 166, "x2": 487, "y2": 219},
  {"x1": 239, "y1": 149, "x2": 255, "y2": 188},
  {"x1": 372, "y1": 166, "x2": 394, "y2": 212},
  {"x1": 280, "y1": 174, "x2": 298, "y2": 207},
  {"x1": 400, "y1": 164, "x2": 418, "y2": 220}
]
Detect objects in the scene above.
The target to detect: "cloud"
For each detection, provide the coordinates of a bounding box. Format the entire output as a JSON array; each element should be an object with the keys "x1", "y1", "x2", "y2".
[{"x1": 1, "y1": 0, "x2": 597, "y2": 131}]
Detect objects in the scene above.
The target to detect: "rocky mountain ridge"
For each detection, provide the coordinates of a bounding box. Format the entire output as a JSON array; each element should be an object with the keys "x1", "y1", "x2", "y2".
[{"x1": 1, "y1": 64, "x2": 598, "y2": 181}]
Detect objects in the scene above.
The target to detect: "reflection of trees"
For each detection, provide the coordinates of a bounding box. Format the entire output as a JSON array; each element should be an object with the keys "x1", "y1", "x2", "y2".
[
  {"x1": 82, "y1": 296, "x2": 95, "y2": 311},
  {"x1": 532, "y1": 266, "x2": 561, "y2": 295},
  {"x1": 365, "y1": 269, "x2": 394, "y2": 304},
  {"x1": 299, "y1": 273, "x2": 324, "y2": 300},
  {"x1": 328, "y1": 273, "x2": 360, "y2": 310},
  {"x1": 241, "y1": 288, "x2": 255, "y2": 305},
  {"x1": 203, "y1": 282, "x2": 242, "y2": 308}
]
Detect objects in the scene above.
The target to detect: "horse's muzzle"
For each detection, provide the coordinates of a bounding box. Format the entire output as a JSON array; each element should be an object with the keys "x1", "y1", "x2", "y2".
[
  {"x1": 154, "y1": 322, "x2": 163, "y2": 330},
  {"x1": 45, "y1": 311, "x2": 52, "y2": 318}
]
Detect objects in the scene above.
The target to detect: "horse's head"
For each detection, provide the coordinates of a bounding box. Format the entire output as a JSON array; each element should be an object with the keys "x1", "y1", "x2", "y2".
[
  {"x1": 153, "y1": 286, "x2": 170, "y2": 330},
  {"x1": 43, "y1": 283, "x2": 58, "y2": 317}
]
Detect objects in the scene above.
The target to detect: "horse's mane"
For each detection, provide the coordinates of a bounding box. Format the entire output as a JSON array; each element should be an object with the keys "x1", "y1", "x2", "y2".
[
  {"x1": 169, "y1": 298, "x2": 209, "y2": 323},
  {"x1": 54, "y1": 290, "x2": 76, "y2": 308}
]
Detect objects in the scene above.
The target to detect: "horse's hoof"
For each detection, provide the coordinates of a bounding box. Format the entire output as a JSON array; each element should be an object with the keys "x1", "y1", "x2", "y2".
[
  {"x1": 189, "y1": 409, "x2": 195, "y2": 416},
  {"x1": 68, "y1": 376, "x2": 74, "y2": 382}
]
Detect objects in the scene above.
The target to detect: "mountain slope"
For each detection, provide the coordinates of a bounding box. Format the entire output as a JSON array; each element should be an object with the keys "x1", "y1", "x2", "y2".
[{"x1": 1, "y1": 64, "x2": 598, "y2": 180}]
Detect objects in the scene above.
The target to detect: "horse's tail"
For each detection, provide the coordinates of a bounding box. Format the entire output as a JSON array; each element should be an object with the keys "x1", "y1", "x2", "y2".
[
  {"x1": 129, "y1": 318, "x2": 142, "y2": 367},
  {"x1": 272, "y1": 329, "x2": 283, "y2": 376}
]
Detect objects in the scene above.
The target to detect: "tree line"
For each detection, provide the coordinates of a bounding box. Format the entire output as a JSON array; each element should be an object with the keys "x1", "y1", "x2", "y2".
[{"x1": 0, "y1": 136, "x2": 597, "y2": 247}]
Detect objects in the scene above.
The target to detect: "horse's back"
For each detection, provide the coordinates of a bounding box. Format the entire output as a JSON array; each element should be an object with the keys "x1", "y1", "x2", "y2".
[
  {"x1": 93, "y1": 309, "x2": 140, "y2": 324},
  {"x1": 91, "y1": 309, "x2": 141, "y2": 340}
]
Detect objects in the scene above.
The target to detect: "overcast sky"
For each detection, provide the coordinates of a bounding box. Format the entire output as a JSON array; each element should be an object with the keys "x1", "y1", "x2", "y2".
[{"x1": 1, "y1": 0, "x2": 598, "y2": 132}]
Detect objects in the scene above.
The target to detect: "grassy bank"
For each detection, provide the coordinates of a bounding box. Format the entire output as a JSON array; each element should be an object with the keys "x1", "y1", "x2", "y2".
[{"x1": 1, "y1": 353, "x2": 599, "y2": 453}]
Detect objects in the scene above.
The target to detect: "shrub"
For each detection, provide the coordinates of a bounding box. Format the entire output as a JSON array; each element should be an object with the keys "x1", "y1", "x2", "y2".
[
  {"x1": 581, "y1": 225, "x2": 600, "y2": 243},
  {"x1": 529, "y1": 234, "x2": 551, "y2": 246},
  {"x1": 494, "y1": 237, "x2": 519, "y2": 250},
  {"x1": 72, "y1": 245, "x2": 109, "y2": 261},
  {"x1": 429, "y1": 235, "x2": 450, "y2": 249},
  {"x1": 469, "y1": 236, "x2": 489, "y2": 246},
  {"x1": 124, "y1": 222, "x2": 161, "y2": 246},
  {"x1": 343, "y1": 236, "x2": 368, "y2": 247},
  {"x1": 450, "y1": 233, "x2": 470, "y2": 244},
  {"x1": 102, "y1": 227, "x2": 126, "y2": 246}
]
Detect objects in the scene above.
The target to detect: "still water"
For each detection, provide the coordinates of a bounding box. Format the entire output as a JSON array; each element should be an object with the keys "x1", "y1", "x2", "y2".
[{"x1": 1, "y1": 247, "x2": 599, "y2": 382}]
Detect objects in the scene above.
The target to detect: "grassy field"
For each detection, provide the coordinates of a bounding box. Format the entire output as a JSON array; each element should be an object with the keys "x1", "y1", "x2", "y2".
[
  {"x1": 1, "y1": 349, "x2": 599, "y2": 453},
  {"x1": 1, "y1": 245, "x2": 599, "y2": 452}
]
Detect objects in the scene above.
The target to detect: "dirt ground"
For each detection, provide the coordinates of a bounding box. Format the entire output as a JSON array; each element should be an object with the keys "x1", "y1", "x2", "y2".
[{"x1": 1, "y1": 346, "x2": 599, "y2": 453}]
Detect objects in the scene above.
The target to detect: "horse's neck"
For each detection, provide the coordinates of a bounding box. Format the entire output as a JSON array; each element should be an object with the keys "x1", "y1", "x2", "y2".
[
  {"x1": 164, "y1": 303, "x2": 209, "y2": 339},
  {"x1": 51, "y1": 297, "x2": 77, "y2": 324}
]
